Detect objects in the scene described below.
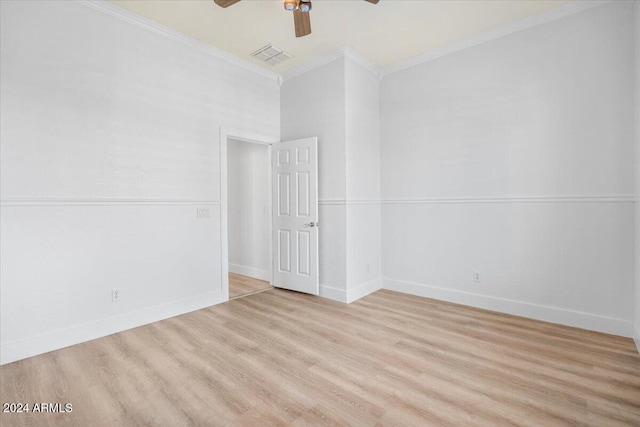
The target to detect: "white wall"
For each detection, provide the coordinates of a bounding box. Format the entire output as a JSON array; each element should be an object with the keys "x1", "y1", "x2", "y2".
[
  {"x1": 227, "y1": 139, "x2": 270, "y2": 281},
  {"x1": 635, "y1": 0, "x2": 640, "y2": 350},
  {"x1": 281, "y1": 58, "x2": 348, "y2": 298},
  {"x1": 381, "y1": 1, "x2": 636, "y2": 336},
  {"x1": 345, "y1": 55, "x2": 382, "y2": 301},
  {"x1": 0, "y1": 0, "x2": 279, "y2": 364}
]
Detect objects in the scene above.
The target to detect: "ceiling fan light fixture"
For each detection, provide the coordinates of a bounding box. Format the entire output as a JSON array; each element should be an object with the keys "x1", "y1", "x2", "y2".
[
  {"x1": 218, "y1": 0, "x2": 377, "y2": 38},
  {"x1": 298, "y1": 1, "x2": 312, "y2": 13}
]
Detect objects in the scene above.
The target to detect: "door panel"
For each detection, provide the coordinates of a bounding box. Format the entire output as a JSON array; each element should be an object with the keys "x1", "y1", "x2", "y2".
[
  {"x1": 297, "y1": 230, "x2": 310, "y2": 276},
  {"x1": 272, "y1": 137, "x2": 318, "y2": 295},
  {"x1": 278, "y1": 173, "x2": 290, "y2": 216},
  {"x1": 278, "y1": 230, "x2": 291, "y2": 273},
  {"x1": 297, "y1": 172, "x2": 310, "y2": 216}
]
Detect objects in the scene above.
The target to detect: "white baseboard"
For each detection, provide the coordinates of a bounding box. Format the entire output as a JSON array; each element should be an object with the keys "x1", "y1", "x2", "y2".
[
  {"x1": 319, "y1": 284, "x2": 347, "y2": 303},
  {"x1": 319, "y1": 279, "x2": 382, "y2": 304},
  {"x1": 229, "y1": 263, "x2": 270, "y2": 282},
  {"x1": 634, "y1": 324, "x2": 640, "y2": 354},
  {"x1": 347, "y1": 278, "x2": 382, "y2": 303},
  {"x1": 0, "y1": 291, "x2": 225, "y2": 365},
  {"x1": 382, "y1": 278, "x2": 633, "y2": 338}
]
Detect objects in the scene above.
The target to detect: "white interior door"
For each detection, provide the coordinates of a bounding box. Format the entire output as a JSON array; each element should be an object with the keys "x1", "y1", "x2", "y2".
[{"x1": 272, "y1": 137, "x2": 318, "y2": 295}]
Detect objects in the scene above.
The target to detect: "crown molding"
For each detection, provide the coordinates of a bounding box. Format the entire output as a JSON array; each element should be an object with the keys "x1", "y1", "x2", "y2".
[
  {"x1": 76, "y1": 0, "x2": 280, "y2": 83},
  {"x1": 382, "y1": 0, "x2": 612, "y2": 77},
  {"x1": 281, "y1": 46, "x2": 382, "y2": 82},
  {"x1": 280, "y1": 48, "x2": 347, "y2": 82},
  {"x1": 281, "y1": 0, "x2": 612, "y2": 81},
  {"x1": 341, "y1": 46, "x2": 382, "y2": 80},
  {"x1": 77, "y1": 0, "x2": 612, "y2": 85}
]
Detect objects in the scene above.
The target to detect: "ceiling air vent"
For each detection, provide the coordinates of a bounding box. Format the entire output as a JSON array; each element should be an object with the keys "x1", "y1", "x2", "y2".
[{"x1": 251, "y1": 44, "x2": 292, "y2": 66}]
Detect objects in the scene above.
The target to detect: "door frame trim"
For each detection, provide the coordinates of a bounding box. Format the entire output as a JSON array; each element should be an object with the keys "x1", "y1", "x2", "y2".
[{"x1": 220, "y1": 127, "x2": 278, "y2": 302}]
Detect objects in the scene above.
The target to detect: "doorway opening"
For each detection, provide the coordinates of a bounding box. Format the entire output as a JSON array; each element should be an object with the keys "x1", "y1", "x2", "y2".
[
  {"x1": 227, "y1": 137, "x2": 272, "y2": 299},
  {"x1": 220, "y1": 128, "x2": 319, "y2": 300},
  {"x1": 220, "y1": 128, "x2": 278, "y2": 301}
]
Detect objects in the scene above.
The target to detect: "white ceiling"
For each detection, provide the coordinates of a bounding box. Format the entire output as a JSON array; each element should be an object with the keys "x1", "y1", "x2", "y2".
[{"x1": 109, "y1": 0, "x2": 570, "y2": 73}]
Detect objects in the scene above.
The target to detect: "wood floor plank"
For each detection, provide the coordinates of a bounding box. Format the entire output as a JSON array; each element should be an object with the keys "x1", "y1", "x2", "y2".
[
  {"x1": 228, "y1": 273, "x2": 272, "y2": 299},
  {"x1": 1, "y1": 289, "x2": 639, "y2": 426}
]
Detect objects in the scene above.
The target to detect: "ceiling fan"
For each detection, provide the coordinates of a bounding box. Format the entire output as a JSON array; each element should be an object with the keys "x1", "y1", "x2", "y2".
[{"x1": 214, "y1": 0, "x2": 379, "y2": 38}]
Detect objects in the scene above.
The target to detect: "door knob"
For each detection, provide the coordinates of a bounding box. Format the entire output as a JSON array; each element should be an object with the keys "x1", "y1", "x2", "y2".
[{"x1": 305, "y1": 222, "x2": 318, "y2": 228}]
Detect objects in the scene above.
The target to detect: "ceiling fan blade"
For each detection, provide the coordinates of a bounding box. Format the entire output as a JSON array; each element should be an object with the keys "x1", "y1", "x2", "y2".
[
  {"x1": 214, "y1": 0, "x2": 241, "y2": 8},
  {"x1": 364, "y1": 0, "x2": 380, "y2": 3},
  {"x1": 293, "y1": 10, "x2": 311, "y2": 37}
]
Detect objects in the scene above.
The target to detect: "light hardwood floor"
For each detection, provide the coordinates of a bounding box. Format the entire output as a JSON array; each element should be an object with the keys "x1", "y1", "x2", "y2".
[
  {"x1": 228, "y1": 272, "x2": 272, "y2": 299},
  {"x1": 1, "y1": 289, "x2": 639, "y2": 426}
]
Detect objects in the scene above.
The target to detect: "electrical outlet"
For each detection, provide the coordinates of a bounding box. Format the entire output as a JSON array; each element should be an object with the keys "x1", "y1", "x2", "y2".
[
  {"x1": 365, "y1": 263, "x2": 371, "y2": 273},
  {"x1": 473, "y1": 271, "x2": 481, "y2": 283},
  {"x1": 112, "y1": 289, "x2": 120, "y2": 302}
]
